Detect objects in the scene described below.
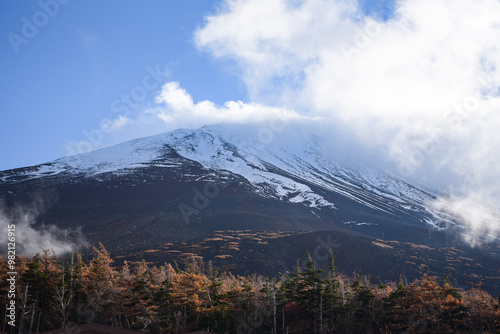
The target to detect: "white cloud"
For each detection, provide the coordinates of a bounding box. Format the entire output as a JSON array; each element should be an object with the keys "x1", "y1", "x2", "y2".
[
  {"x1": 153, "y1": 81, "x2": 301, "y2": 126},
  {"x1": 431, "y1": 193, "x2": 500, "y2": 247},
  {"x1": 0, "y1": 200, "x2": 87, "y2": 256},
  {"x1": 65, "y1": 81, "x2": 301, "y2": 156},
  {"x1": 105, "y1": 80, "x2": 301, "y2": 139},
  {"x1": 194, "y1": 0, "x2": 500, "y2": 244},
  {"x1": 100, "y1": 115, "x2": 131, "y2": 133}
]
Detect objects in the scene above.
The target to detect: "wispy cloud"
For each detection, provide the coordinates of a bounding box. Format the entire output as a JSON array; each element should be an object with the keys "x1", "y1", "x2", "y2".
[
  {"x1": 67, "y1": 81, "x2": 302, "y2": 154},
  {"x1": 0, "y1": 197, "x2": 87, "y2": 256},
  {"x1": 431, "y1": 192, "x2": 500, "y2": 246}
]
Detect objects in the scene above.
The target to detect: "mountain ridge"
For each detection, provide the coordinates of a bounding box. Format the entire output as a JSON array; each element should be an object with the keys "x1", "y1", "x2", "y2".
[
  {"x1": 1, "y1": 123, "x2": 499, "y2": 293},
  {"x1": 0, "y1": 123, "x2": 449, "y2": 228}
]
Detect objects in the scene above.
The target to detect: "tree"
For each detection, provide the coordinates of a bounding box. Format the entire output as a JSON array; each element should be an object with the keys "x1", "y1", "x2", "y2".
[
  {"x1": 3, "y1": 244, "x2": 500, "y2": 333},
  {"x1": 323, "y1": 250, "x2": 342, "y2": 333},
  {"x1": 280, "y1": 252, "x2": 324, "y2": 332},
  {"x1": 51, "y1": 257, "x2": 77, "y2": 329},
  {"x1": 462, "y1": 288, "x2": 497, "y2": 333},
  {"x1": 387, "y1": 274, "x2": 467, "y2": 333},
  {"x1": 20, "y1": 250, "x2": 59, "y2": 331},
  {"x1": 82, "y1": 243, "x2": 118, "y2": 323},
  {"x1": 350, "y1": 275, "x2": 376, "y2": 332}
]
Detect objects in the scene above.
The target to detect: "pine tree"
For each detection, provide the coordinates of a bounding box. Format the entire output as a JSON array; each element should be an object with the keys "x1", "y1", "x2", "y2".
[
  {"x1": 153, "y1": 263, "x2": 176, "y2": 331},
  {"x1": 20, "y1": 250, "x2": 59, "y2": 331},
  {"x1": 323, "y1": 249, "x2": 342, "y2": 333},
  {"x1": 350, "y1": 275, "x2": 375, "y2": 332}
]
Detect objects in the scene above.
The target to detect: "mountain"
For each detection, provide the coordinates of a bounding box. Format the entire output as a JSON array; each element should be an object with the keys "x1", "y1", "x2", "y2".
[{"x1": 1, "y1": 123, "x2": 499, "y2": 293}]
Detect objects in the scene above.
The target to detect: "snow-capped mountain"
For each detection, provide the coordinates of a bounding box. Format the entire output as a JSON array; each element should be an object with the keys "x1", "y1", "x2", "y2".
[
  {"x1": 1, "y1": 123, "x2": 451, "y2": 231},
  {"x1": 2, "y1": 123, "x2": 499, "y2": 293}
]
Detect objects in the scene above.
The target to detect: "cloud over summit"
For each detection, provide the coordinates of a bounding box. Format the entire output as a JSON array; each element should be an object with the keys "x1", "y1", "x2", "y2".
[{"x1": 193, "y1": 0, "x2": 500, "y2": 244}]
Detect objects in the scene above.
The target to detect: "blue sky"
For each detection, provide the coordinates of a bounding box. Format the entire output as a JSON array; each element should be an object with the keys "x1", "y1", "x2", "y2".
[
  {"x1": 0, "y1": 0, "x2": 242, "y2": 170},
  {"x1": 0, "y1": 0, "x2": 395, "y2": 171}
]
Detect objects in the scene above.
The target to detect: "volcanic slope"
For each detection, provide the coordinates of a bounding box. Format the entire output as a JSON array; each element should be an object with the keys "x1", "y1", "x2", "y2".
[{"x1": 1, "y1": 123, "x2": 499, "y2": 293}]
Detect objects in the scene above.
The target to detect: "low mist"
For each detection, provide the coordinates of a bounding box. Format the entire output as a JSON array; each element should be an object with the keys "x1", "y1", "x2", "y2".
[{"x1": 0, "y1": 198, "x2": 87, "y2": 257}]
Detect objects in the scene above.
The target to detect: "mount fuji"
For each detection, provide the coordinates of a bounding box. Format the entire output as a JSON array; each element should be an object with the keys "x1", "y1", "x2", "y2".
[{"x1": 1, "y1": 123, "x2": 499, "y2": 293}]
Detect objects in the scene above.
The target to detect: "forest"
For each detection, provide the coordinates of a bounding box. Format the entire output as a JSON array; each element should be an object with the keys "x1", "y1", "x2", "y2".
[{"x1": 1, "y1": 243, "x2": 499, "y2": 333}]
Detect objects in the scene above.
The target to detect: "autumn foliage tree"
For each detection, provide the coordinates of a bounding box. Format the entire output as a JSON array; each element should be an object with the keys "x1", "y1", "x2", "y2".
[{"x1": 1, "y1": 246, "x2": 499, "y2": 333}]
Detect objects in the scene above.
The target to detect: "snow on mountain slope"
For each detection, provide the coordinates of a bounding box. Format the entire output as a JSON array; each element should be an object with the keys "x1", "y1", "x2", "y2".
[
  {"x1": 0, "y1": 123, "x2": 455, "y2": 230},
  {"x1": 156, "y1": 124, "x2": 453, "y2": 229},
  {"x1": 0, "y1": 136, "x2": 171, "y2": 182}
]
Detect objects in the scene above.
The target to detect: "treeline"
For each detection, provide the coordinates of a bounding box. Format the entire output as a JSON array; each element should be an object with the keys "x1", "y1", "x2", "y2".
[{"x1": 1, "y1": 244, "x2": 499, "y2": 333}]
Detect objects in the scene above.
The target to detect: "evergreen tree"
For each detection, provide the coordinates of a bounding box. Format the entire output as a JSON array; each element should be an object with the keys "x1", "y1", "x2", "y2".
[{"x1": 323, "y1": 250, "x2": 342, "y2": 333}]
